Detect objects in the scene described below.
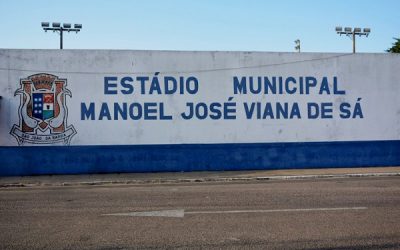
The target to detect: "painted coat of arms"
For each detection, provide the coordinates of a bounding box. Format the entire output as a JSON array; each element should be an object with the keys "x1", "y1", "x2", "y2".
[{"x1": 10, "y1": 73, "x2": 76, "y2": 145}]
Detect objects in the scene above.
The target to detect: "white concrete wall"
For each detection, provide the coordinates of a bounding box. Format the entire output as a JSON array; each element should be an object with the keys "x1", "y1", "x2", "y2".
[{"x1": 0, "y1": 49, "x2": 399, "y2": 146}]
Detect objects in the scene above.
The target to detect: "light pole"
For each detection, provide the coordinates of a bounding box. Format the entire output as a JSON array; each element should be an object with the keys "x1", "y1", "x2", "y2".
[
  {"x1": 41, "y1": 22, "x2": 82, "y2": 49},
  {"x1": 294, "y1": 39, "x2": 301, "y2": 53},
  {"x1": 335, "y1": 27, "x2": 370, "y2": 53}
]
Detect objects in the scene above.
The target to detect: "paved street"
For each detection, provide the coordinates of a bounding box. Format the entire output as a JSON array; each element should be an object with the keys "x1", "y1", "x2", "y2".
[{"x1": 1, "y1": 176, "x2": 399, "y2": 249}]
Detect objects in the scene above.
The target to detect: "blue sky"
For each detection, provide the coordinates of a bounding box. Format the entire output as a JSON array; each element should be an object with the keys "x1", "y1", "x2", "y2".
[{"x1": 0, "y1": 0, "x2": 398, "y2": 53}]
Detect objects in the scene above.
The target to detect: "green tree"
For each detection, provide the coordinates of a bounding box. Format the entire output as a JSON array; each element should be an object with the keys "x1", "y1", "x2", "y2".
[{"x1": 386, "y1": 38, "x2": 400, "y2": 53}]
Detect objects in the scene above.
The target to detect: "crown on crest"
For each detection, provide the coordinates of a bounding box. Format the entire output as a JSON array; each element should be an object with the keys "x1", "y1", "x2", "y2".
[{"x1": 29, "y1": 74, "x2": 56, "y2": 89}]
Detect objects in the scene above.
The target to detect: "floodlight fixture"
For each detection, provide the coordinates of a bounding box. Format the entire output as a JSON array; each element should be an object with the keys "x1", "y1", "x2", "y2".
[
  {"x1": 344, "y1": 27, "x2": 352, "y2": 33},
  {"x1": 335, "y1": 26, "x2": 371, "y2": 53},
  {"x1": 41, "y1": 21, "x2": 83, "y2": 49}
]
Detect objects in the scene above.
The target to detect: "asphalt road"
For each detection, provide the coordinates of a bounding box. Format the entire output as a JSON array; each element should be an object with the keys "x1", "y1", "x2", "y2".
[{"x1": 0, "y1": 177, "x2": 399, "y2": 249}]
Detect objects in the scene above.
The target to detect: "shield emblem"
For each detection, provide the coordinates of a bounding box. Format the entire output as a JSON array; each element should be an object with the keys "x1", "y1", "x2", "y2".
[
  {"x1": 32, "y1": 92, "x2": 54, "y2": 120},
  {"x1": 10, "y1": 73, "x2": 77, "y2": 145}
]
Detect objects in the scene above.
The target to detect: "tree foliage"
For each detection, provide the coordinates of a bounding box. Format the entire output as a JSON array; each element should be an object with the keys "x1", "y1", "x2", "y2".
[{"x1": 386, "y1": 38, "x2": 400, "y2": 53}]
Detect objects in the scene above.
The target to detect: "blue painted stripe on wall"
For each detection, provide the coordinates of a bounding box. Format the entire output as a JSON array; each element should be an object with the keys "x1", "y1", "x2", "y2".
[{"x1": 0, "y1": 140, "x2": 399, "y2": 176}]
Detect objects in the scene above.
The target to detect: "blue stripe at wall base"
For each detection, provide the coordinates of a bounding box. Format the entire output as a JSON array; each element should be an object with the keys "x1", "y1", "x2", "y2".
[{"x1": 0, "y1": 140, "x2": 399, "y2": 176}]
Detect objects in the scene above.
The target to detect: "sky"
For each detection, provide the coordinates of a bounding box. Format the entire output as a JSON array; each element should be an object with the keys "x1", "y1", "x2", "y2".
[{"x1": 0, "y1": 0, "x2": 399, "y2": 53}]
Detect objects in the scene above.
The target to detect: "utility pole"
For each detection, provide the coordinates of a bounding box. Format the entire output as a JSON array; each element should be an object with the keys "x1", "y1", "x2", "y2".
[
  {"x1": 41, "y1": 22, "x2": 82, "y2": 49},
  {"x1": 335, "y1": 27, "x2": 371, "y2": 53},
  {"x1": 294, "y1": 39, "x2": 301, "y2": 53}
]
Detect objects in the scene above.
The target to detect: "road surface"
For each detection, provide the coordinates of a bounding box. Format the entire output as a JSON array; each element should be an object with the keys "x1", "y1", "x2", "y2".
[{"x1": 0, "y1": 176, "x2": 399, "y2": 249}]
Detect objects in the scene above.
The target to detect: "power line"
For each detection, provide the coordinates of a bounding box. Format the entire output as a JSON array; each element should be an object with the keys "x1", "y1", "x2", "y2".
[{"x1": 0, "y1": 53, "x2": 353, "y2": 75}]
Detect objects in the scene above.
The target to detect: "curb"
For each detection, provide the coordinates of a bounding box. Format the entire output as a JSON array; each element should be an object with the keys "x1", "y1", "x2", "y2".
[{"x1": 1, "y1": 172, "x2": 399, "y2": 188}]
